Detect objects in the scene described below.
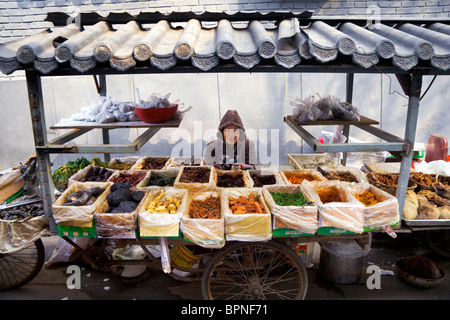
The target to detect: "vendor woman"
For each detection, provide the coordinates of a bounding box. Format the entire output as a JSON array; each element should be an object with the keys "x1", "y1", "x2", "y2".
[{"x1": 203, "y1": 110, "x2": 257, "y2": 169}]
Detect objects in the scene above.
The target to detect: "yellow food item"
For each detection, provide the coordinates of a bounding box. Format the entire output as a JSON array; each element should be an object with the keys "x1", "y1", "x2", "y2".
[
  {"x1": 354, "y1": 190, "x2": 379, "y2": 207},
  {"x1": 146, "y1": 192, "x2": 181, "y2": 214}
]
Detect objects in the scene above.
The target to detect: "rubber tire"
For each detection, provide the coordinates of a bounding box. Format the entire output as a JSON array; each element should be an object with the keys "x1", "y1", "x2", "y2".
[
  {"x1": 0, "y1": 239, "x2": 45, "y2": 291},
  {"x1": 201, "y1": 241, "x2": 308, "y2": 300}
]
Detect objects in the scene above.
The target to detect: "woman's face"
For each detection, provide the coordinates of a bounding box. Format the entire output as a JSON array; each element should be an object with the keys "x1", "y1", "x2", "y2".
[{"x1": 223, "y1": 126, "x2": 240, "y2": 144}]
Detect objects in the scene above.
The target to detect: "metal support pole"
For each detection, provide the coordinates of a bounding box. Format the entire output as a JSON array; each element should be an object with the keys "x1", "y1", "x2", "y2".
[
  {"x1": 396, "y1": 72, "x2": 423, "y2": 225},
  {"x1": 342, "y1": 73, "x2": 354, "y2": 165},
  {"x1": 98, "y1": 74, "x2": 111, "y2": 162},
  {"x1": 26, "y1": 70, "x2": 57, "y2": 232}
]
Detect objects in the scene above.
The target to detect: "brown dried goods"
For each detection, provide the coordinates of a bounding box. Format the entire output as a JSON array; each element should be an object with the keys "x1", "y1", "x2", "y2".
[
  {"x1": 411, "y1": 172, "x2": 438, "y2": 186},
  {"x1": 367, "y1": 173, "x2": 399, "y2": 186},
  {"x1": 327, "y1": 171, "x2": 358, "y2": 183},
  {"x1": 315, "y1": 186, "x2": 343, "y2": 203},
  {"x1": 179, "y1": 167, "x2": 211, "y2": 183},
  {"x1": 189, "y1": 196, "x2": 221, "y2": 219},
  {"x1": 109, "y1": 171, "x2": 146, "y2": 187},
  {"x1": 217, "y1": 173, "x2": 244, "y2": 188},
  {"x1": 438, "y1": 175, "x2": 450, "y2": 187},
  {"x1": 141, "y1": 157, "x2": 170, "y2": 170},
  {"x1": 250, "y1": 173, "x2": 276, "y2": 187}
]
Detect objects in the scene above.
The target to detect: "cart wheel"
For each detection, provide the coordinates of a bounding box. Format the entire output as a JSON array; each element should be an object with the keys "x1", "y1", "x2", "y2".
[
  {"x1": 201, "y1": 241, "x2": 308, "y2": 300},
  {"x1": 425, "y1": 230, "x2": 450, "y2": 258},
  {"x1": 0, "y1": 239, "x2": 45, "y2": 291}
]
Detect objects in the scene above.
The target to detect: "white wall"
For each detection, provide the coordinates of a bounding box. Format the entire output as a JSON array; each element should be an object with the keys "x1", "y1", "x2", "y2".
[{"x1": 1, "y1": 72, "x2": 449, "y2": 170}]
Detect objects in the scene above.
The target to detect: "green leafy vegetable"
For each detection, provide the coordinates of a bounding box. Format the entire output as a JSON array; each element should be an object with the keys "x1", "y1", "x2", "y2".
[{"x1": 270, "y1": 192, "x2": 309, "y2": 206}]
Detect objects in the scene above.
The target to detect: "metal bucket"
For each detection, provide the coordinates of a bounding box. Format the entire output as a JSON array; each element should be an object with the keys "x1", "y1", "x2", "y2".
[{"x1": 319, "y1": 248, "x2": 363, "y2": 284}]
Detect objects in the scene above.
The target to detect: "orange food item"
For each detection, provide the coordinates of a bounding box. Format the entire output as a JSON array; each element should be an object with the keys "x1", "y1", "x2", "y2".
[
  {"x1": 315, "y1": 186, "x2": 342, "y2": 203},
  {"x1": 228, "y1": 193, "x2": 266, "y2": 214},
  {"x1": 354, "y1": 190, "x2": 379, "y2": 207},
  {"x1": 286, "y1": 173, "x2": 318, "y2": 184}
]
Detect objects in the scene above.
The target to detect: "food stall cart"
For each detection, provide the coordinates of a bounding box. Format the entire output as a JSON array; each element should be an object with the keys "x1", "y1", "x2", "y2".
[{"x1": 0, "y1": 11, "x2": 449, "y2": 298}]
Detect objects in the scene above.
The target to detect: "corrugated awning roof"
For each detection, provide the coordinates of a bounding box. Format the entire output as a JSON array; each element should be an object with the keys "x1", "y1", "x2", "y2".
[{"x1": 0, "y1": 15, "x2": 450, "y2": 75}]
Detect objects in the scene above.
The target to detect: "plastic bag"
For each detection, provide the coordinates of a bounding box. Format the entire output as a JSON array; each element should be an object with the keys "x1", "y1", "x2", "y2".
[
  {"x1": 45, "y1": 237, "x2": 91, "y2": 267},
  {"x1": 349, "y1": 183, "x2": 399, "y2": 230},
  {"x1": 302, "y1": 180, "x2": 365, "y2": 234},
  {"x1": 414, "y1": 160, "x2": 450, "y2": 176},
  {"x1": 180, "y1": 191, "x2": 225, "y2": 249},
  {"x1": 291, "y1": 94, "x2": 360, "y2": 122}
]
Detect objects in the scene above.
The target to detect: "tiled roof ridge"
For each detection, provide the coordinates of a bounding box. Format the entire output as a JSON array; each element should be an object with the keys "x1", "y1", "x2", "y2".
[{"x1": 1, "y1": 17, "x2": 450, "y2": 75}]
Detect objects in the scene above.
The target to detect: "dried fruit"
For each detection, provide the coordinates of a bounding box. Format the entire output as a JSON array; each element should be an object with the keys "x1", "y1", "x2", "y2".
[
  {"x1": 189, "y1": 196, "x2": 221, "y2": 219},
  {"x1": 228, "y1": 193, "x2": 265, "y2": 214}
]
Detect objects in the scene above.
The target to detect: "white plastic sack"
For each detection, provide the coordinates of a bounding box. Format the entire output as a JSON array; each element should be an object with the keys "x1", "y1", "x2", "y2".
[{"x1": 414, "y1": 160, "x2": 450, "y2": 176}]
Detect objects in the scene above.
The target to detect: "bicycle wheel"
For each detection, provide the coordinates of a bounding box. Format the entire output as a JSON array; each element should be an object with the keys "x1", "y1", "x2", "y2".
[
  {"x1": 201, "y1": 241, "x2": 308, "y2": 300},
  {"x1": 425, "y1": 230, "x2": 450, "y2": 258},
  {"x1": 0, "y1": 239, "x2": 45, "y2": 291}
]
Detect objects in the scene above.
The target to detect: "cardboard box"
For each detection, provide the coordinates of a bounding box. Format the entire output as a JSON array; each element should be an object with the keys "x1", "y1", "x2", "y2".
[
  {"x1": 302, "y1": 180, "x2": 365, "y2": 234},
  {"x1": 263, "y1": 185, "x2": 318, "y2": 235},
  {"x1": 214, "y1": 169, "x2": 253, "y2": 188},
  {"x1": 131, "y1": 156, "x2": 173, "y2": 171},
  {"x1": 281, "y1": 169, "x2": 327, "y2": 185},
  {"x1": 138, "y1": 187, "x2": 188, "y2": 237},
  {"x1": 222, "y1": 188, "x2": 271, "y2": 241},
  {"x1": 174, "y1": 166, "x2": 216, "y2": 192},
  {"x1": 93, "y1": 188, "x2": 147, "y2": 238},
  {"x1": 52, "y1": 182, "x2": 111, "y2": 227}
]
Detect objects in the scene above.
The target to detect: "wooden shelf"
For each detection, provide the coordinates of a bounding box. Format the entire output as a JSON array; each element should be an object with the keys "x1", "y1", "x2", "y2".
[
  {"x1": 284, "y1": 115, "x2": 405, "y2": 153},
  {"x1": 50, "y1": 118, "x2": 182, "y2": 130},
  {"x1": 41, "y1": 117, "x2": 183, "y2": 154}
]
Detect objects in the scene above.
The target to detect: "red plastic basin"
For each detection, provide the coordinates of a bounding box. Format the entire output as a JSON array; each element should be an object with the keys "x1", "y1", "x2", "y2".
[{"x1": 134, "y1": 105, "x2": 178, "y2": 124}]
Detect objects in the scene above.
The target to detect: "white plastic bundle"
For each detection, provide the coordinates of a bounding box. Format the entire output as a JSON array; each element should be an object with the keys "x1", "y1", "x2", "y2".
[
  {"x1": 137, "y1": 92, "x2": 177, "y2": 109},
  {"x1": 291, "y1": 94, "x2": 360, "y2": 122},
  {"x1": 67, "y1": 93, "x2": 139, "y2": 123}
]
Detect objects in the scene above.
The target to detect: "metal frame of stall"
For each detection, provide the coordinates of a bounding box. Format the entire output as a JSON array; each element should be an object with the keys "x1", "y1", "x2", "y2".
[{"x1": 24, "y1": 55, "x2": 447, "y2": 233}]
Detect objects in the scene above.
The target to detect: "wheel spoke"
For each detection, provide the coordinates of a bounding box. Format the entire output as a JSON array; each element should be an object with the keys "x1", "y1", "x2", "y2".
[
  {"x1": 202, "y1": 242, "x2": 307, "y2": 300},
  {"x1": 0, "y1": 240, "x2": 44, "y2": 291}
]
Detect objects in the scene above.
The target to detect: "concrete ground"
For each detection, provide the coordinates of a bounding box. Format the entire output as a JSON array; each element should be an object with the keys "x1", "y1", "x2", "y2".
[{"x1": 0, "y1": 231, "x2": 449, "y2": 302}]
